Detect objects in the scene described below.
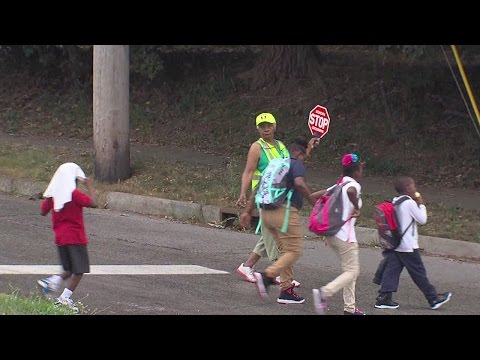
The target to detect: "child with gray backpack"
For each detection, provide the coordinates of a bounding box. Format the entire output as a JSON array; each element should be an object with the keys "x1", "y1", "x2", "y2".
[{"x1": 312, "y1": 153, "x2": 365, "y2": 315}]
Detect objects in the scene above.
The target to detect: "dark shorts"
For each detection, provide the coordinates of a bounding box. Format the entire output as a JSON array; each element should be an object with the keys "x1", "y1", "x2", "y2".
[{"x1": 57, "y1": 244, "x2": 90, "y2": 274}]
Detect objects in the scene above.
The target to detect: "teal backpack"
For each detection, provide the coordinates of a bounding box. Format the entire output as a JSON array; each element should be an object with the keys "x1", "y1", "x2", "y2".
[{"x1": 254, "y1": 157, "x2": 293, "y2": 234}]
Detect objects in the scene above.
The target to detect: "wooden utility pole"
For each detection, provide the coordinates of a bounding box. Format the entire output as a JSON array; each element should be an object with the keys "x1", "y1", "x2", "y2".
[{"x1": 93, "y1": 45, "x2": 130, "y2": 182}]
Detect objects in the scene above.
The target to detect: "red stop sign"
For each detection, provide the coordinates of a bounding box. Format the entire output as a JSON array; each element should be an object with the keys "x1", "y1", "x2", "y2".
[{"x1": 308, "y1": 105, "x2": 330, "y2": 138}]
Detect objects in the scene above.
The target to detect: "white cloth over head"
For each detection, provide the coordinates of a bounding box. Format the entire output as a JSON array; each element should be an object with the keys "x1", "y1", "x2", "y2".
[{"x1": 43, "y1": 162, "x2": 87, "y2": 212}]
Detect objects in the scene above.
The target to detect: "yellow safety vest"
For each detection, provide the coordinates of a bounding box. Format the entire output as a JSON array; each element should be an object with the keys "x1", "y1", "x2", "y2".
[{"x1": 251, "y1": 138, "x2": 289, "y2": 190}]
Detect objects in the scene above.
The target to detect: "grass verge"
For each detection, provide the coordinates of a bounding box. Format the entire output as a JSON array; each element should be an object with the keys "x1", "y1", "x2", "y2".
[
  {"x1": 0, "y1": 291, "x2": 77, "y2": 315},
  {"x1": 0, "y1": 144, "x2": 479, "y2": 243}
]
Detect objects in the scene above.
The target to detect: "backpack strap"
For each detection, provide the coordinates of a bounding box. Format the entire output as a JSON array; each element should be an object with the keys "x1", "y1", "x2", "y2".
[
  {"x1": 392, "y1": 195, "x2": 409, "y2": 206},
  {"x1": 400, "y1": 219, "x2": 414, "y2": 239},
  {"x1": 341, "y1": 180, "x2": 356, "y2": 241},
  {"x1": 254, "y1": 190, "x2": 293, "y2": 235},
  {"x1": 337, "y1": 179, "x2": 353, "y2": 218},
  {"x1": 281, "y1": 189, "x2": 293, "y2": 233}
]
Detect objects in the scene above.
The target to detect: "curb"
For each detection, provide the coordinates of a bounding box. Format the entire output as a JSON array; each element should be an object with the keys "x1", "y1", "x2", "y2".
[
  {"x1": 0, "y1": 176, "x2": 47, "y2": 198},
  {"x1": 2, "y1": 176, "x2": 480, "y2": 261}
]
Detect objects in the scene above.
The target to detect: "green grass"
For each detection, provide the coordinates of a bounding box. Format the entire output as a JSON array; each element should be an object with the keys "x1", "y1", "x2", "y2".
[
  {"x1": 1, "y1": 144, "x2": 479, "y2": 243},
  {"x1": 0, "y1": 145, "x2": 92, "y2": 182},
  {"x1": 356, "y1": 193, "x2": 480, "y2": 242},
  {"x1": 105, "y1": 158, "x2": 241, "y2": 206},
  {"x1": 0, "y1": 291, "x2": 77, "y2": 315},
  {"x1": 298, "y1": 186, "x2": 480, "y2": 243}
]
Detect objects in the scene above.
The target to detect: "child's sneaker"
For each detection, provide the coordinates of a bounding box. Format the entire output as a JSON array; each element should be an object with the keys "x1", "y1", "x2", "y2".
[
  {"x1": 236, "y1": 263, "x2": 256, "y2": 283},
  {"x1": 344, "y1": 307, "x2": 366, "y2": 315},
  {"x1": 37, "y1": 278, "x2": 57, "y2": 296},
  {"x1": 430, "y1": 292, "x2": 452, "y2": 310},
  {"x1": 254, "y1": 272, "x2": 275, "y2": 300},
  {"x1": 375, "y1": 299, "x2": 400, "y2": 309},
  {"x1": 312, "y1": 288, "x2": 328, "y2": 315},
  {"x1": 277, "y1": 286, "x2": 305, "y2": 304},
  {"x1": 54, "y1": 297, "x2": 79, "y2": 313}
]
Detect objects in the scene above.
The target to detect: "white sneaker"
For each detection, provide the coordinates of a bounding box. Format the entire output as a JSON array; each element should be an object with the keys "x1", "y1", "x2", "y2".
[
  {"x1": 37, "y1": 278, "x2": 58, "y2": 296},
  {"x1": 275, "y1": 276, "x2": 301, "y2": 287},
  {"x1": 236, "y1": 263, "x2": 256, "y2": 283},
  {"x1": 54, "y1": 297, "x2": 79, "y2": 313}
]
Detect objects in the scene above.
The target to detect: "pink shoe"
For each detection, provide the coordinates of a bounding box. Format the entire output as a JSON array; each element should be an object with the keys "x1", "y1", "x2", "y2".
[
  {"x1": 344, "y1": 307, "x2": 366, "y2": 315},
  {"x1": 312, "y1": 288, "x2": 328, "y2": 315}
]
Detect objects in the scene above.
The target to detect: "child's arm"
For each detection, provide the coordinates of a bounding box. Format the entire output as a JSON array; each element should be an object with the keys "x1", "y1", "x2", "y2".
[
  {"x1": 236, "y1": 143, "x2": 261, "y2": 207},
  {"x1": 408, "y1": 199, "x2": 427, "y2": 225},
  {"x1": 311, "y1": 189, "x2": 327, "y2": 200},
  {"x1": 84, "y1": 178, "x2": 97, "y2": 208},
  {"x1": 40, "y1": 198, "x2": 52, "y2": 216},
  {"x1": 239, "y1": 190, "x2": 256, "y2": 228},
  {"x1": 293, "y1": 176, "x2": 316, "y2": 206},
  {"x1": 347, "y1": 186, "x2": 361, "y2": 218}
]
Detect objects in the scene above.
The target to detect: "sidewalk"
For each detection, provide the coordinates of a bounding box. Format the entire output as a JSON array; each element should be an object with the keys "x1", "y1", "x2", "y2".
[{"x1": 1, "y1": 175, "x2": 480, "y2": 262}]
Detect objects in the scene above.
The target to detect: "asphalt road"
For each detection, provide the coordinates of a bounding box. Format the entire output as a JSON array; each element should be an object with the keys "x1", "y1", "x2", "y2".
[{"x1": 1, "y1": 193, "x2": 479, "y2": 315}]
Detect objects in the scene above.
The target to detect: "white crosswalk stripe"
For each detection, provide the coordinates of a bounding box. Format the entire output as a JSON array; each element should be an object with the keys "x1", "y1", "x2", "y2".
[{"x1": 0, "y1": 265, "x2": 229, "y2": 275}]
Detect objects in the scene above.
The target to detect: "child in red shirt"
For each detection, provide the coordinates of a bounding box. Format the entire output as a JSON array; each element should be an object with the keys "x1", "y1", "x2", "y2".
[{"x1": 37, "y1": 163, "x2": 97, "y2": 312}]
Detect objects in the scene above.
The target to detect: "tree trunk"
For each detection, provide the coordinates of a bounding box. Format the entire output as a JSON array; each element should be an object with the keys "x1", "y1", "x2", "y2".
[
  {"x1": 93, "y1": 45, "x2": 130, "y2": 183},
  {"x1": 248, "y1": 45, "x2": 323, "y2": 92}
]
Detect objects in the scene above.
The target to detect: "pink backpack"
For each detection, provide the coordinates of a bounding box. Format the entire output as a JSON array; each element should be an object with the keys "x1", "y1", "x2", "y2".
[{"x1": 308, "y1": 181, "x2": 352, "y2": 236}]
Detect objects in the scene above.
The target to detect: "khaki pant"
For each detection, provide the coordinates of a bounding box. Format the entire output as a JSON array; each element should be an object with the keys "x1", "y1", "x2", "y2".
[
  {"x1": 261, "y1": 206, "x2": 303, "y2": 291},
  {"x1": 252, "y1": 222, "x2": 280, "y2": 262},
  {"x1": 322, "y1": 236, "x2": 360, "y2": 313}
]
